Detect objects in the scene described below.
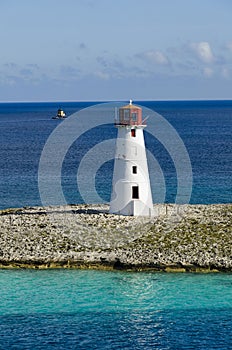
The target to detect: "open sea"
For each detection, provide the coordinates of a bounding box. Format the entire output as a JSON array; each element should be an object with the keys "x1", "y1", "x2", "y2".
[{"x1": 0, "y1": 100, "x2": 232, "y2": 349}]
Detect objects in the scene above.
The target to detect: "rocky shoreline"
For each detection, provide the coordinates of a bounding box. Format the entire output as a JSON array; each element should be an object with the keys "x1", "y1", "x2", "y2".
[{"x1": 0, "y1": 204, "x2": 232, "y2": 272}]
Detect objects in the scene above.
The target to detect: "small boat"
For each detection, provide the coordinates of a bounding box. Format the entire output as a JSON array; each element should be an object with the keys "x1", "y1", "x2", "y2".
[{"x1": 52, "y1": 108, "x2": 66, "y2": 119}]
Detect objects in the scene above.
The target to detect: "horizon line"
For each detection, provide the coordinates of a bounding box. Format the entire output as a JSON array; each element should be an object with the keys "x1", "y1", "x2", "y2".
[{"x1": 0, "y1": 97, "x2": 232, "y2": 104}]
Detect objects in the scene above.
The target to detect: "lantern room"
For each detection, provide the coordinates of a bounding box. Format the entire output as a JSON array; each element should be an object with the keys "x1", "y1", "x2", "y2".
[{"x1": 117, "y1": 100, "x2": 143, "y2": 126}]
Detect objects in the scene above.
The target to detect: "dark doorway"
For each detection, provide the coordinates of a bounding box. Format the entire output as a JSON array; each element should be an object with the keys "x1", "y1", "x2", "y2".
[
  {"x1": 131, "y1": 129, "x2": 136, "y2": 137},
  {"x1": 132, "y1": 186, "x2": 139, "y2": 199}
]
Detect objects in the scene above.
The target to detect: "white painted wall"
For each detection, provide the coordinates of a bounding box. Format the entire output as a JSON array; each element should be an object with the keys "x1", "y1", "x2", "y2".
[{"x1": 109, "y1": 125, "x2": 153, "y2": 216}]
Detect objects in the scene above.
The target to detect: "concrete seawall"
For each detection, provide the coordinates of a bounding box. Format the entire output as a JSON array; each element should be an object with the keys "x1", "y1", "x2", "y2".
[{"x1": 0, "y1": 204, "x2": 231, "y2": 272}]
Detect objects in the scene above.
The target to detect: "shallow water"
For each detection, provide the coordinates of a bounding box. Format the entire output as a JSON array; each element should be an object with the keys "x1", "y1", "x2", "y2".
[{"x1": 0, "y1": 270, "x2": 232, "y2": 349}]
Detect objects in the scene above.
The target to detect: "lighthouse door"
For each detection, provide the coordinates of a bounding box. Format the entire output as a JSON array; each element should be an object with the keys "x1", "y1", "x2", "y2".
[{"x1": 132, "y1": 186, "x2": 139, "y2": 199}]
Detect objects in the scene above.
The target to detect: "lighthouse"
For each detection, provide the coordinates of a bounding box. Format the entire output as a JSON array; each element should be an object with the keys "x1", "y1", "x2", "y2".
[{"x1": 109, "y1": 100, "x2": 154, "y2": 216}]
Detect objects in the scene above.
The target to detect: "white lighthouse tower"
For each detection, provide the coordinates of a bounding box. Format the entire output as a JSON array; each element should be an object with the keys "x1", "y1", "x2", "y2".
[{"x1": 109, "y1": 100, "x2": 153, "y2": 216}]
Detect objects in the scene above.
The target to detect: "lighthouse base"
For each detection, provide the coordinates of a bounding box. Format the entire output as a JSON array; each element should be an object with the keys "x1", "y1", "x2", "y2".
[{"x1": 109, "y1": 200, "x2": 154, "y2": 217}]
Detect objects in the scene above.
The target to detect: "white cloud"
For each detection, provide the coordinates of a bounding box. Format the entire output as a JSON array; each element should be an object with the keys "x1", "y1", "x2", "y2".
[
  {"x1": 221, "y1": 67, "x2": 230, "y2": 79},
  {"x1": 20, "y1": 68, "x2": 33, "y2": 77},
  {"x1": 203, "y1": 67, "x2": 214, "y2": 78},
  {"x1": 96, "y1": 56, "x2": 108, "y2": 68},
  {"x1": 138, "y1": 50, "x2": 169, "y2": 65},
  {"x1": 226, "y1": 42, "x2": 232, "y2": 52},
  {"x1": 190, "y1": 42, "x2": 214, "y2": 63},
  {"x1": 94, "y1": 71, "x2": 110, "y2": 80},
  {"x1": 26, "y1": 63, "x2": 39, "y2": 70},
  {"x1": 60, "y1": 65, "x2": 79, "y2": 77}
]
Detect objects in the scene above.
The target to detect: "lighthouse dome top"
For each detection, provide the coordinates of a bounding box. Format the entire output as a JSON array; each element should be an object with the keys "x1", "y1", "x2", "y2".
[
  {"x1": 117, "y1": 100, "x2": 143, "y2": 126},
  {"x1": 120, "y1": 99, "x2": 142, "y2": 110}
]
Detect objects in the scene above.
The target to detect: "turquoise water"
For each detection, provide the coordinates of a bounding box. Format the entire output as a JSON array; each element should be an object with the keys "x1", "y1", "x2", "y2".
[{"x1": 0, "y1": 270, "x2": 232, "y2": 349}]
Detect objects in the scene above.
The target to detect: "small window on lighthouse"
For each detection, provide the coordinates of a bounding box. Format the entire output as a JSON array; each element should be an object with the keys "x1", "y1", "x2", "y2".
[
  {"x1": 132, "y1": 166, "x2": 137, "y2": 174},
  {"x1": 132, "y1": 186, "x2": 139, "y2": 199},
  {"x1": 124, "y1": 110, "x2": 130, "y2": 121},
  {"x1": 131, "y1": 129, "x2": 136, "y2": 137},
  {"x1": 132, "y1": 112, "x2": 137, "y2": 121}
]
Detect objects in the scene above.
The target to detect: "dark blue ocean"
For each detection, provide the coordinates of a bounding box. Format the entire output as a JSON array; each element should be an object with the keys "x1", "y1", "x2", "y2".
[
  {"x1": 0, "y1": 100, "x2": 231, "y2": 209},
  {"x1": 0, "y1": 100, "x2": 232, "y2": 349}
]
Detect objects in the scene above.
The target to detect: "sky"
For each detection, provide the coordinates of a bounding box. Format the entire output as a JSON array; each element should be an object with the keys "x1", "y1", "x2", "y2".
[{"x1": 1, "y1": 0, "x2": 232, "y2": 101}]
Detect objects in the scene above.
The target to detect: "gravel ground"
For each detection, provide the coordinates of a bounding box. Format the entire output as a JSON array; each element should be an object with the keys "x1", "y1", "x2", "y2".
[{"x1": 0, "y1": 203, "x2": 231, "y2": 272}]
